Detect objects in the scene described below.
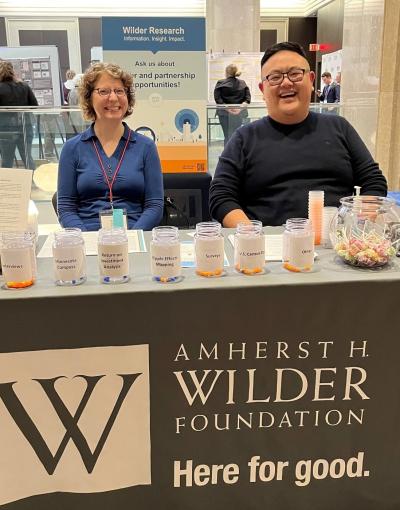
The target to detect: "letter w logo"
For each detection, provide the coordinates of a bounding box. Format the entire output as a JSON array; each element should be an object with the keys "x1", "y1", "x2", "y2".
[{"x1": 0, "y1": 374, "x2": 140, "y2": 475}]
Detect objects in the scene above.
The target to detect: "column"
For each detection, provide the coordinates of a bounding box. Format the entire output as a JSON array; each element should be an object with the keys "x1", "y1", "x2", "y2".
[
  {"x1": 341, "y1": 0, "x2": 385, "y2": 156},
  {"x1": 341, "y1": 0, "x2": 400, "y2": 189},
  {"x1": 375, "y1": 0, "x2": 400, "y2": 190},
  {"x1": 206, "y1": 0, "x2": 260, "y2": 53}
]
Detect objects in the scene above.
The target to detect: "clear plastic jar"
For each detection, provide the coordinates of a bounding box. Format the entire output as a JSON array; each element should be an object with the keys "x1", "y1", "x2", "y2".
[
  {"x1": 234, "y1": 220, "x2": 265, "y2": 275},
  {"x1": 150, "y1": 226, "x2": 181, "y2": 283},
  {"x1": 194, "y1": 222, "x2": 224, "y2": 277},
  {"x1": 330, "y1": 195, "x2": 398, "y2": 268},
  {"x1": 282, "y1": 218, "x2": 314, "y2": 272},
  {"x1": 98, "y1": 228, "x2": 130, "y2": 284},
  {"x1": 282, "y1": 218, "x2": 311, "y2": 263},
  {"x1": 52, "y1": 228, "x2": 86, "y2": 286},
  {"x1": 0, "y1": 232, "x2": 34, "y2": 289}
]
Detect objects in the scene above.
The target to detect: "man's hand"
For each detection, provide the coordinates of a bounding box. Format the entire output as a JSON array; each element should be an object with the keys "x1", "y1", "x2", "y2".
[{"x1": 222, "y1": 209, "x2": 251, "y2": 227}]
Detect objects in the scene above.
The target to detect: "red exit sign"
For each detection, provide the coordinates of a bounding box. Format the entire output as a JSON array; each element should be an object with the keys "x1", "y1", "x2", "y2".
[{"x1": 309, "y1": 43, "x2": 332, "y2": 51}]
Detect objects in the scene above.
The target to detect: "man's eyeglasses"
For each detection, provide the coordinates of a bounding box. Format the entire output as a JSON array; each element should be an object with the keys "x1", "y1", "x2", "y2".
[
  {"x1": 261, "y1": 68, "x2": 309, "y2": 86},
  {"x1": 93, "y1": 87, "x2": 128, "y2": 97}
]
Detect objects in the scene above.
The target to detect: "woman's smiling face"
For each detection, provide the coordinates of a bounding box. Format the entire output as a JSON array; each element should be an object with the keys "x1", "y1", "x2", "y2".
[{"x1": 91, "y1": 72, "x2": 128, "y2": 122}]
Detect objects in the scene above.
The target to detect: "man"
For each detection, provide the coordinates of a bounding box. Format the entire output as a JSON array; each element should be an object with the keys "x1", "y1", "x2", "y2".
[
  {"x1": 209, "y1": 42, "x2": 387, "y2": 227},
  {"x1": 317, "y1": 71, "x2": 340, "y2": 103},
  {"x1": 335, "y1": 72, "x2": 341, "y2": 102}
]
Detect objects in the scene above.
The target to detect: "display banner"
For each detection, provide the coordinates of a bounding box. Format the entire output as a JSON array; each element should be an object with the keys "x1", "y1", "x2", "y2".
[
  {"x1": 102, "y1": 17, "x2": 207, "y2": 173},
  {"x1": 0, "y1": 280, "x2": 399, "y2": 509}
]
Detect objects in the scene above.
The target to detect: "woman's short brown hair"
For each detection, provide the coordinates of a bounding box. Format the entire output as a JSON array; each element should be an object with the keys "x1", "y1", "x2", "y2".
[
  {"x1": 225, "y1": 64, "x2": 241, "y2": 78},
  {"x1": 79, "y1": 62, "x2": 135, "y2": 121},
  {"x1": 0, "y1": 61, "x2": 16, "y2": 82}
]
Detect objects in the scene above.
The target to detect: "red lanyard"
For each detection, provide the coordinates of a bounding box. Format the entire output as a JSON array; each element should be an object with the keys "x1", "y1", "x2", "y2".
[{"x1": 92, "y1": 128, "x2": 131, "y2": 206}]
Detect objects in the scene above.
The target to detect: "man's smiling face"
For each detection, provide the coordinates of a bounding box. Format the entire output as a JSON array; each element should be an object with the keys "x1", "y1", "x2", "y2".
[{"x1": 260, "y1": 50, "x2": 315, "y2": 125}]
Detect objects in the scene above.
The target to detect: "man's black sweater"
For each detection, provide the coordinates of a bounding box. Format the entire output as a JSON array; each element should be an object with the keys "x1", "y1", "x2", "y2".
[{"x1": 209, "y1": 112, "x2": 387, "y2": 226}]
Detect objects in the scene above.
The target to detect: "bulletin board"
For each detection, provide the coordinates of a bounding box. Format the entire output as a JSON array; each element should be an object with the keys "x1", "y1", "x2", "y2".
[
  {"x1": 0, "y1": 46, "x2": 62, "y2": 106},
  {"x1": 208, "y1": 52, "x2": 264, "y2": 103}
]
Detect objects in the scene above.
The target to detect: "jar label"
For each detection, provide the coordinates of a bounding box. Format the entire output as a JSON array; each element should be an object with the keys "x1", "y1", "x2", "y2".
[
  {"x1": 98, "y1": 243, "x2": 129, "y2": 277},
  {"x1": 288, "y1": 233, "x2": 314, "y2": 269},
  {"x1": 195, "y1": 237, "x2": 224, "y2": 272},
  {"x1": 53, "y1": 245, "x2": 86, "y2": 282},
  {"x1": 235, "y1": 235, "x2": 265, "y2": 270},
  {"x1": 150, "y1": 243, "x2": 181, "y2": 278},
  {"x1": 1, "y1": 248, "x2": 33, "y2": 282}
]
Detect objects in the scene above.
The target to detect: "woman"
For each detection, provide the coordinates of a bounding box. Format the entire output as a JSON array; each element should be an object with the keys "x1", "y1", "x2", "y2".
[
  {"x1": 64, "y1": 73, "x2": 86, "y2": 140},
  {"x1": 63, "y1": 69, "x2": 76, "y2": 105},
  {"x1": 0, "y1": 60, "x2": 38, "y2": 169},
  {"x1": 214, "y1": 64, "x2": 251, "y2": 145},
  {"x1": 57, "y1": 62, "x2": 164, "y2": 231}
]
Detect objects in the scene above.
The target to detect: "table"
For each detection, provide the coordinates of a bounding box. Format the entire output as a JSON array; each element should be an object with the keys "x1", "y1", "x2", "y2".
[{"x1": 0, "y1": 230, "x2": 399, "y2": 509}]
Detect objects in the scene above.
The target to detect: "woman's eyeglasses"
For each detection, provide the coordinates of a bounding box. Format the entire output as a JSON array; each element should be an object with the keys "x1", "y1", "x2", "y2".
[{"x1": 93, "y1": 87, "x2": 128, "y2": 97}]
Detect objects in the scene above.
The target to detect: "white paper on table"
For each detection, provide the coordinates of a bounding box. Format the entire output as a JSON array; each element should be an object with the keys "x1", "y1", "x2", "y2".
[
  {"x1": 180, "y1": 240, "x2": 229, "y2": 268},
  {"x1": 0, "y1": 168, "x2": 32, "y2": 232},
  {"x1": 263, "y1": 234, "x2": 284, "y2": 261},
  {"x1": 38, "y1": 223, "x2": 61, "y2": 236},
  {"x1": 228, "y1": 234, "x2": 317, "y2": 261},
  {"x1": 37, "y1": 230, "x2": 147, "y2": 258}
]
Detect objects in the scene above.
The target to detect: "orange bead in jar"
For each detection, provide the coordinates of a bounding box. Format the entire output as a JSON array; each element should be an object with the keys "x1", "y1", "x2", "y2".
[{"x1": 194, "y1": 222, "x2": 225, "y2": 277}]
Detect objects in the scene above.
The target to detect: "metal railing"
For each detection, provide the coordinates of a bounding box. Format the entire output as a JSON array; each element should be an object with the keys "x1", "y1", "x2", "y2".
[{"x1": 0, "y1": 101, "x2": 379, "y2": 200}]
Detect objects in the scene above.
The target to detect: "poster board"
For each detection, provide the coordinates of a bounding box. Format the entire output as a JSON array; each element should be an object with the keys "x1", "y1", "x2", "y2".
[
  {"x1": 0, "y1": 46, "x2": 62, "y2": 106},
  {"x1": 321, "y1": 50, "x2": 342, "y2": 90},
  {"x1": 208, "y1": 52, "x2": 264, "y2": 103},
  {"x1": 102, "y1": 17, "x2": 207, "y2": 173}
]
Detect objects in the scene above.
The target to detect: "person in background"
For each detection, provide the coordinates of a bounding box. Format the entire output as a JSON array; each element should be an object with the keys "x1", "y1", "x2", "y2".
[
  {"x1": 57, "y1": 62, "x2": 164, "y2": 231},
  {"x1": 335, "y1": 72, "x2": 341, "y2": 102},
  {"x1": 0, "y1": 60, "x2": 38, "y2": 170},
  {"x1": 65, "y1": 73, "x2": 86, "y2": 139},
  {"x1": 63, "y1": 69, "x2": 76, "y2": 105},
  {"x1": 317, "y1": 71, "x2": 340, "y2": 103},
  {"x1": 209, "y1": 42, "x2": 387, "y2": 227},
  {"x1": 214, "y1": 64, "x2": 251, "y2": 145}
]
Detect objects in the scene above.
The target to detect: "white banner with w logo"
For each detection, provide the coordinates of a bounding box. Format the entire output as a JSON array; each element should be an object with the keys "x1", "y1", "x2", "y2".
[{"x1": 0, "y1": 345, "x2": 151, "y2": 505}]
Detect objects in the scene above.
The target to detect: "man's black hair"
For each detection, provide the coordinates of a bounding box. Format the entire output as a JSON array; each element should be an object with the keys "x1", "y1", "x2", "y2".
[
  {"x1": 261, "y1": 41, "x2": 308, "y2": 68},
  {"x1": 321, "y1": 71, "x2": 332, "y2": 78}
]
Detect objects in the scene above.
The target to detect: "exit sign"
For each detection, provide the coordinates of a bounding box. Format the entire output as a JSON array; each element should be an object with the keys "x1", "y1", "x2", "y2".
[{"x1": 309, "y1": 43, "x2": 332, "y2": 52}]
